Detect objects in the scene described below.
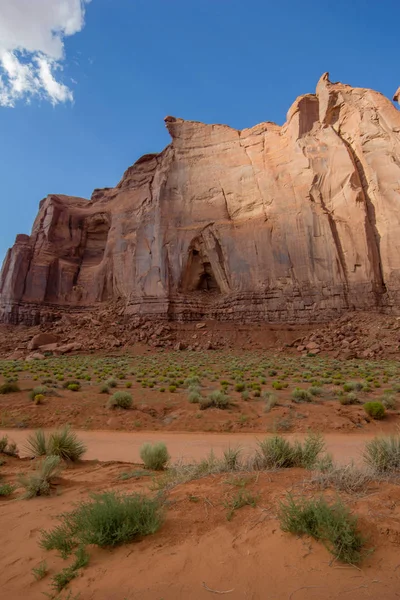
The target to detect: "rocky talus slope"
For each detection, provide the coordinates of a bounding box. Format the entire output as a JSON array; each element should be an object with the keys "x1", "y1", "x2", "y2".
[{"x1": 1, "y1": 73, "x2": 400, "y2": 326}]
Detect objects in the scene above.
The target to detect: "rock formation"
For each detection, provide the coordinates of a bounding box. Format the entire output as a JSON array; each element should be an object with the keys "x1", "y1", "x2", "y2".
[{"x1": 1, "y1": 73, "x2": 400, "y2": 326}]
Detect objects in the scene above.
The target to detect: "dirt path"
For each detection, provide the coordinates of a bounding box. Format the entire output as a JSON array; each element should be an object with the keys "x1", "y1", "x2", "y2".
[{"x1": 1, "y1": 429, "x2": 377, "y2": 464}]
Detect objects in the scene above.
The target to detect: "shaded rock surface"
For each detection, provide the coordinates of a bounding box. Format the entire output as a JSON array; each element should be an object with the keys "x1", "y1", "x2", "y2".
[{"x1": 1, "y1": 74, "x2": 400, "y2": 326}]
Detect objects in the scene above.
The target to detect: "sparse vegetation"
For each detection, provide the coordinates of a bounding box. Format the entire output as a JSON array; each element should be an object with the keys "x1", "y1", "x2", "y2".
[
  {"x1": 252, "y1": 433, "x2": 325, "y2": 470},
  {"x1": 19, "y1": 455, "x2": 62, "y2": 498},
  {"x1": 25, "y1": 429, "x2": 47, "y2": 457},
  {"x1": 47, "y1": 426, "x2": 86, "y2": 461},
  {"x1": 223, "y1": 490, "x2": 259, "y2": 521},
  {"x1": 363, "y1": 435, "x2": 400, "y2": 473},
  {"x1": 0, "y1": 382, "x2": 20, "y2": 394},
  {"x1": 106, "y1": 391, "x2": 133, "y2": 409},
  {"x1": 311, "y1": 462, "x2": 372, "y2": 494},
  {"x1": 40, "y1": 491, "x2": 163, "y2": 554},
  {"x1": 279, "y1": 494, "x2": 364, "y2": 564},
  {"x1": 363, "y1": 401, "x2": 385, "y2": 419},
  {"x1": 140, "y1": 442, "x2": 170, "y2": 470},
  {"x1": 32, "y1": 560, "x2": 48, "y2": 581},
  {"x1": 0, "y1": 482, "x2": 16, "y2": 496}
]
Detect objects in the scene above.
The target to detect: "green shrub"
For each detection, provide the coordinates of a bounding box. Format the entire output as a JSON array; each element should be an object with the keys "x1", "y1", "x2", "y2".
[
  {"x1": 223, "y1": 490, "x2": 258, "y2": 521},
  {"x1": 62, "y1": 380, "x2": 81, "y2": 391},
  {"x1": 263, "y1": 391, "x2": 278, "y2": 412},
  {"x1": 47, "y1": 426, "x2": 86, "y2": 461},
  {"x1": 279, "y1": 494, "x2": 364, "y2": 563},
  {"x1": 107, "y1": 391, "x2": 133, "y2": 409},
  {"x1": 205, "y1": 390, "x2": 230, "y2": 409},
  {"x1": 168, "y1": 384, "x2": 177, "y2": 393},
  {"x1": 340, "y1": 392, "x2": 359, "y2": 405},
  {"x1": 19, "y1": 455, "x2": 62, "y2": 498},
  {"x1": 291, "y1": 388, "x2": 312, "y2": 403},
  {"x1": 34, "y1": 393, "x2": 45, "y2": 405},
  {"x1": 363, "y1": 401, "x2": 385, "y2": 420},
  {"x1": 29, "y1": 386, "x2": 50, "y2": 400},
  {"x1": 188, "y1": 391, "x2": 201, "y2": 403},
  {"x1": 25, "y1": 429, "x2": 47, "y2": 457},
  {"x1": 235, "y1": 383, "x2": 246, "y2": 392},
  {"x1": 40, "y1": 492, "x2": 163, "y2": 554},
  {"x1": 185, "y1": 376, "x2": 201, "y2": 388},
  {"x1": 309, "y1": 386, "x2": 323, "y2": 397},
  {"x1": 99, "y1": 384, "x2": 109, "y2": 394},
  {"x1": 363, "y1": 435, "x2": 400, "y2": 473},
  {"x1": 0, "y1": 382, "x2": 20, "y2": 394},
  {"x1": 125, "y1": 381, "x2": 132, "y2": 389},
  {"x1": 0, "y1": 436, "x2": 18, "y2": 456},
  {"x1": 222, "y1": 447, "x2": 242, "y2": 471},
  {"x1": 0, "y1": 483, "x2": 16, "y2": 496},
  {"x1": 140, "y1": 442, "x2": 169, "y2": 470},
  {"x1": 311, "y1": 462, "x2": 371, "y2": 494},
  {"x1": 382, "y1": 394, "x2": 397, "y2": 410},
  {"x1": 253, "y1": 434, "x2": 324, "y2": 470},
  {"x1": 343, "y1": 382, "x2": 363, "y2": 392},
  {"x1": 241, "y1": 390, "x2": 250, "y2": 401},
  {"x1": 272, "y1": 381, "x2": 288, "y2": 390},
  {"x1": 32, "y1": 560, "x2": 48, "y2": 581},
  {"x1": 106, "y1": 378, "x2": 118, "y2": 388}
]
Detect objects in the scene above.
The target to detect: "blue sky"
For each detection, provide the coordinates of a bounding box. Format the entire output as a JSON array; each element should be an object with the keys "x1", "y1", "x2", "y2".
[{"x1": 0, "y1": 0, "x2": 399, "y2": 263}]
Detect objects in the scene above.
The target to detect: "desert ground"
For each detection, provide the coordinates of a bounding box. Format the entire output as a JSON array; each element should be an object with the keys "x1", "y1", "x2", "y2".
[{"x1": 1, "y1": 347, "x2": 400, "y2": 600}]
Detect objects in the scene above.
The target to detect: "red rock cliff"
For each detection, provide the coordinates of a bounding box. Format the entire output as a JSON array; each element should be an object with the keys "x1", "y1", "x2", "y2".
[{"x1": 1, "y1": 74, "x2": 400, "y2": 325}]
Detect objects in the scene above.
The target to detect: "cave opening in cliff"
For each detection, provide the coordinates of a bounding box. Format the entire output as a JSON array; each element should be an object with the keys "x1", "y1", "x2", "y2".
[{"x1": 181, "y1": 241, "x2": 221, "y2": 294}]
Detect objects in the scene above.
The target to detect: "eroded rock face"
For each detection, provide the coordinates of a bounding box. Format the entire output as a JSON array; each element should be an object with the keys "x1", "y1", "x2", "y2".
[{"x1": 1, "y1": 74, "x2": 400, "y2": 325}]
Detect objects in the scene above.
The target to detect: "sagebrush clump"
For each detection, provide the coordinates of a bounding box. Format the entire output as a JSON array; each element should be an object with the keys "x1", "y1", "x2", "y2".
[{"x1": 140, "y1": 442, "x2": 170, "y2": 470}]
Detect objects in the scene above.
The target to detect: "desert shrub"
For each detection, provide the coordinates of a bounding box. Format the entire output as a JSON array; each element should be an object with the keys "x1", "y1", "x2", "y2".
[
  {"x1": 200, "y1": 390, "x2": 229, "y2": 410},
  {"x1": 279, "y1": 494, "x2": 364, "y2": 564},
  {"x1": 99, "y1": 384, "x2": 109, "y2": 394},
  {"x1": 106, "y1": 378, "x2": 118, "y2": 388},
  {"x1": 140, "y1": 442, "x2": 169, "y2": 470},
  {"x1": 291, "y1": 388, "x2": 312, "y2": 403},
  {"x1": 125, "y1": 381, "x2": 132, "y2": 389},
  {"x1": 272, "y1": 381, "x2": 288, "y2": 390},
  {"x1": 252, "y1": 434, "x2": 324, "y2": 470},
  {"x1": 0, "y1": 436, "x2": 18, "y2": 456},
  {"x1": 363, "y1": 435, "x2": 400, "y2": 473},
  {"x1": 222, "y1": 446, "x2": 242, "y2": 471},
  {"x1": 29, "y1": 386, "x2": 51, "y2": 400},
  {"x1": 34, "y1": 394, "x2": 45, "y2": 405},
  {"x1": 188, "y1": 390, "x2": 202, "y2": 403},
  {"x1": 235, "y1": 382, "x2": 246, "y2": 392},
  {"x1": 185, "y1": 376, "x2": 201, "y2": 387},
  {"x1": 32, "y1": 560, "x2": 48, "y2": 581},
  {"x1": 0, "y1": 382, "x2": 20, "y2": 394},
  {"x1": 19, "y1": 455, "x2": 62, "y2": 498},
  {"x1": 107, "y1": 391, "x2": 133, "y2": 409},
  {"x1": 40, "y1": 492, "x2": 162, "y2": 554},
  {"x1": 363, "y1": 401, "x2": 385, "y2": 420},
  {"x1": 168, "y1": 384, "x2": 177, "y2": 393},
  {"x1": 382, "y1": 393, "x2": 397, "y2": 410},
  {"x1": 311, "y1": 462, "x2": 371, "y2": 494},
  {"x1": 241, "y1": 390, "x2": 250, "y2": 401},
  {"x1": 47, "y1": 426, "x2": 87, "y2": 461},
  {"x1": 62, "y1": 380, "x2": 81, "y2": 391},
  {"x1": 309, "y1": 386, "x2": 323, "y2": 397},
  {"x1": 339, "y1": 392, "x2": 359, "y2": 405},
  {"x1": 0, "y1": 483, "x2": 16, "y2": 496},
  {"x1": 343, "y1": 382, "x2": 363, "y2": 392},
  {"x1": 25, "y1": 429, "x2": 47, "y2": 457},
  {"x1": 263, "y1": 391, "x2": 278, "y2": 413},
  {"x1": 223, "y1": 490, "x2": 258, "y2": 521}
]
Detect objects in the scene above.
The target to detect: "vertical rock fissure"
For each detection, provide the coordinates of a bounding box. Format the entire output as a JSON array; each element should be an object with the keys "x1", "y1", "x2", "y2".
[{"x1": 334, "y1": 130, "x2": 387, "y2": 300}]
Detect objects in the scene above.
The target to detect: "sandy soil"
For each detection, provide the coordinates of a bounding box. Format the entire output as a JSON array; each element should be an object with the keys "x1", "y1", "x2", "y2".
[
  {"x1": 1, "y1": 456, "x2": 400, "y2": 600},
  {"x1": 0, "y1": 428, "x2": 388, "y2": 465}
]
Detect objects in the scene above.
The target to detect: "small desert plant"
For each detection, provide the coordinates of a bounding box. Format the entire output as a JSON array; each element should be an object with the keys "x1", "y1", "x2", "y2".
[
  {"x1": 0, "y1": 382, "x2": 20, "y2": 394},
  {"x1": 235, "y1": 382, "x2": 246, "y2": 392},
  {"x1": 343, "y1": 382, "x2": 363, "y2": 392},
  {"x1": 168, "y1": 384, "x2": 177, "y2": 393},
  {"x1": 140, "y1": 442, "x2": 169, "y2": 470},
  {"x1": 118, "y1": 469, "x2": 152, "y2": 480},
  {"x1": 34, "y1": 393, "x2": 45, "y2": 405},
  {"x1": 107, "y1": 391, "x2": 133, "y2": 409},
  {"x1": 62, "y1": 380, "x2": 81, "y2": 391},
  {"x1": 29, "y1": 386, "x2": 50, "y2": 400},
  {"x1": 339, "y1": 392, "x2": 359, "y2": 405},
  {"x1": 262, "y1": 391, "x2": 278, "y2": 412},
  {"x1": 309, "y1": 386, "x2": 323, "y2": 397},
  {"x1": 19, "y1": 455, "x2": 62, "y2": 498},
  {"x1": 188, "y1": 390, "x2": 202, "y2": 403},
  {"x1": 32, "y1": 560, "x2": 48, "y2": 581},
  {"x1": 47, "y1": 426, "x2": 86, "y2": 461},
  {"x1": 363, "y1": 435, "x2": 400, "y2": 473},
  {"x1": 106, "y1": 378, "x2": 118, "y2": 388},
  {"x1": 0, "y1": 482, "x2": 16, "y2": 496},
  {"x1": 222, "y1": 446, "x2": 242, "y2": 471},
  {"x1": 25, "y1": 429, "x2": 47, "y2": 457},
  {"x1": 40, "y1": 492, "x2": 163, "y2": 554},
  {"x1": 291, "y1": 388, "x2": 312, "y2": 403},
  {"x1": 252, "y1": 434, "x2": 324, "y2": 470},
  {"x1": 200, "y1": 390, "x2": 230, "y2": 410},
  {"x1": 279, "y1": 494, "x2": 364, "y2": 564},
  {"x1": 311, "y1": 462, "x2": 371, "y2": 494},
  {"x1": 381, "y1": 393, "x2": 397, "y2": 410},
  {"x1": 99, "y1": 383, "x2": 109, "y2": 394},
  {"x1": 363, "y1": 401, "x2": 385, "y2": 420},
  {"x1": 223, "y1": 490, "x2": 259, "y2": 521},
  {"x1": 0, "y1": 436, "x2": 18, "y2": 456}
]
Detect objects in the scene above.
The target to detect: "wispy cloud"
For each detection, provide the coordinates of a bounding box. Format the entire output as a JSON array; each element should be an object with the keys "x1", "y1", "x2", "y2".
[{"x1": 0, "y1": 0, "x2": 91, "y2": 107}]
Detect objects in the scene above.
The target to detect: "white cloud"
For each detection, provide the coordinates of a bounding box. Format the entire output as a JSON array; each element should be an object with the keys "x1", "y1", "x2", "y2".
[{"x1": 0, "y1": 0, "x2": 90, "y2": 107}]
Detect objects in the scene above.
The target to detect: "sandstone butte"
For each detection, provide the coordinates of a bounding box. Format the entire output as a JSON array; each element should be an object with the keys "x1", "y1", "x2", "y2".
[{"x1": 1, "y1": 73, "x2": 400, "y2": 327}]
